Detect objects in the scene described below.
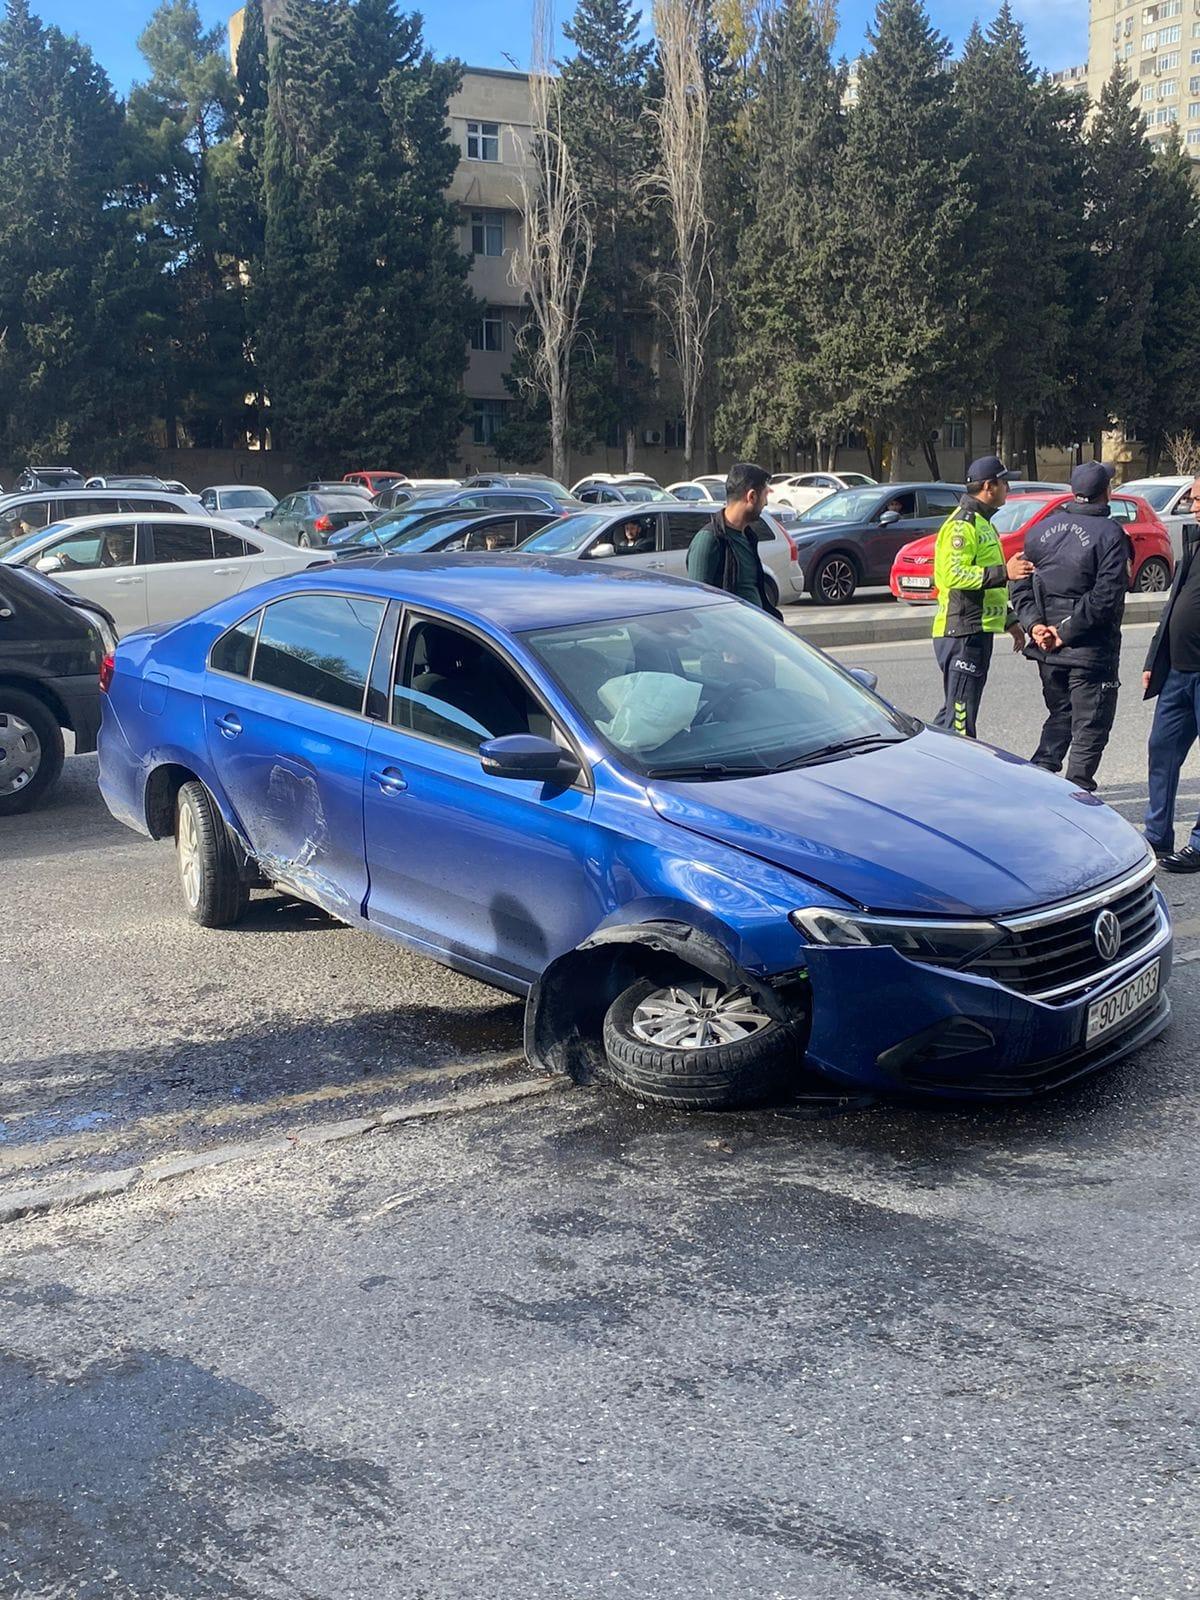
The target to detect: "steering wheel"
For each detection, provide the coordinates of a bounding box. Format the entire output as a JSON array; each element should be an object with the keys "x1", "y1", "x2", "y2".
[{"x1": 693, "y1": 683, "x2": 747, "y2": 726}]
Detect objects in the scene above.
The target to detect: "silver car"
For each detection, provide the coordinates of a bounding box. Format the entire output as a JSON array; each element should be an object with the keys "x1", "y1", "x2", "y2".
[
  {"x1": 517, "y1": 502, "x2": 802, "y2": 607},
  {"x1": 198, "y1": 484, "x2": 280, "y2": 527},
  {"x1": 1121, "y1": 477, "x2": 1194, "y2": 563}
]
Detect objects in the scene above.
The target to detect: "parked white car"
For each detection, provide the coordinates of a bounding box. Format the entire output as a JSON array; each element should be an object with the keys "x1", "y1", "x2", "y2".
[
  {"x1": 197, "y1": 485, "x2": 279, "y2": 526},
  {"x1": 1120, "y1": 476, "x2": 1195, "y2": 562},
  {"x1": 769, "y1": 471, "x2": 877, "y2": 513},
  {"x1": 666, "y1": 476, "x2": 727, "y2": 502},
  {"x1": 517, "y1": 502, "x2": 801, "y2": 606},
  {"x1": 0, "y1": 513, "x2": 319, "y2": 637}
]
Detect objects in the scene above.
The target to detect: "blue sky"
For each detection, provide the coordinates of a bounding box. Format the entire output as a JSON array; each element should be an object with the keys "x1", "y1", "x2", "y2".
[{"x1": 34, "y1": 0, "x2": 1090, "y2": 95}]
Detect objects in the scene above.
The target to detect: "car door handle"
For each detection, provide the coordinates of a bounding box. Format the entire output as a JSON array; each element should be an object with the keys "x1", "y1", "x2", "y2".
[
  {"x1": 216, "y1": 712, "x2": 242, "y2": 739},
  {"x1": 113, "y1": 576, "x2": 144, "y2": 586},
  {"x1": 370, "y1": 766, "x2": 408, "y2": 795},
  {"x1": 212, "y1": 566, "x2": 238, "y2": 575}
]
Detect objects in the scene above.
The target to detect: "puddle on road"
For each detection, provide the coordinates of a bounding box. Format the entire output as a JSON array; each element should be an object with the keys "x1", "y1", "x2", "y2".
[{"x1": 0, "y1": 1109, "x2": 115, "y2": 1144}]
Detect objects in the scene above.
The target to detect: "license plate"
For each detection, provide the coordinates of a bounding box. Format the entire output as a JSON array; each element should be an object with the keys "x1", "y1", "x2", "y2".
[
  {"x1": 900, "y1": 576, "x2": 933, "y2": 589},
  {"x1": 1086, "y1": 961, "x2": 1160, "y2": 1043}
]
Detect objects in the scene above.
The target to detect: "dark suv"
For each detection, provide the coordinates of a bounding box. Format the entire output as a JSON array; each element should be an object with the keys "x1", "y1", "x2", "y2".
[
  {"x1": 16, "y1": 466, "x2": 85, "y2": 492},
  {"x1": 0, "y1": 566, "x2": 115, "y2": 814}
]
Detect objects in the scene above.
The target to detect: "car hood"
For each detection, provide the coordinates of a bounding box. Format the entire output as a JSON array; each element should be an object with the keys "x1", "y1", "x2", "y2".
[
  {"x1": 896, "y1": 534, "x2": 935, "y2": 563},
  {"x1": 647, "y1": 729, "x2": 1147, "y2": 917}
]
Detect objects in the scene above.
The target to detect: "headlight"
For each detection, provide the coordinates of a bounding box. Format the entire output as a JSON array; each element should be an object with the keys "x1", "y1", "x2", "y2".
[{"x1": 789, "y1": 907, "x2": 1003, "y2": 967}]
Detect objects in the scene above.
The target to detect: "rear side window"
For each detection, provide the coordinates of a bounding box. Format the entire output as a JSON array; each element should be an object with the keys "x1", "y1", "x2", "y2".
[
  {"x1": 920, "y1": 489, "x2": 961, "y2": 517},
  {"x1": 149, "y1": 523, "x2": 213, "y2": 562},
  {"x1": 0, "y1": 499, "x2": 53, "y2": 541},
  {"x1": 211, "y1": 611, "x2": 261, "y2": 677},
  {"x1": 61, "y1": 495, "x2": 120, "y2": 520},
  {"x1": 252, "y1": 593, "x2": 385, "y2": 712},
  {"x1": 664, "y1": 512, "x2": 707, "y2": 551},
  {"x1": 212, "y1": 528, "x2": 248, "y2": 558},
  {"x1": 1110, "y1": 499, "x2": 1136, "y2": 525}
]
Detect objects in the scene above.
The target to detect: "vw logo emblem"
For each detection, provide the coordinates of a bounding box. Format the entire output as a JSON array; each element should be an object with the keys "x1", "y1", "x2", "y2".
[{"x1": 1094, "y1": 908, "x2": 1122, "y2": 963}]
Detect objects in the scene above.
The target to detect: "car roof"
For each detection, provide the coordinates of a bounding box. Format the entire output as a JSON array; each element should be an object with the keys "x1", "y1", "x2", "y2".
[
  {"x1": 11, "y1": 511, "x2": 269, "y2": 538},
  {"x1": 279, "y1": 552, "x2": 728, "y2": 629},
  {"x1": 205, "y1": 483, "x2": 275, "y2": 493},
  {"x1": 0, "y1": 488, "x2": 190, "y2": 508}
]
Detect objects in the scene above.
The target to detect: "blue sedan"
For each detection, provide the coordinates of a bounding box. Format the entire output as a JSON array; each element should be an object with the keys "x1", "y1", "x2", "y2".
[{"x1": 97, "y1": 556, "x2": 1172, "y2": 1105}]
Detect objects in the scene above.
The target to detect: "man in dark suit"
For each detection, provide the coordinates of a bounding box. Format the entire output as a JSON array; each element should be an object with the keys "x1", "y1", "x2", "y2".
[{"x1": 1143, "y1": 477, "x2": 1200, "y2": 871}]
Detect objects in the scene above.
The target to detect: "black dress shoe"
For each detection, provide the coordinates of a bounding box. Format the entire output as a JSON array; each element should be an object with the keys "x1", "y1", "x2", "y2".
[
  {"x1": 1149, "y1": 842, "x2": 1174, "y2": 861},
  {"x1": 1158, "y1": 845, "x2": 1200, "y2": 873}
]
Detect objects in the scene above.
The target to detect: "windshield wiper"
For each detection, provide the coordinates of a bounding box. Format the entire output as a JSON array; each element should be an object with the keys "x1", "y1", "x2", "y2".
[
  {"x1": 772, "y1": 734, "x2": 904, "y2": 771},
  {"x1": 646, "y1": 760, "x2": 773, "y2": 780}
]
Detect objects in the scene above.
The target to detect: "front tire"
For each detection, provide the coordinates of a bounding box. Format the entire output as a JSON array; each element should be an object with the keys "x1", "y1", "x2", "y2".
[
  {"x1": 602, "y1": 975, "x2": 803, "y2": 1110},
  {"x1": 1134, "y1": 556, "x2": 1171, "y2": 594},
  {"x1": 0, "y1": 690, "x2": 64, "y2": 816},
  {"x1": 808, "y1": 552, "x2": 859, "y2": 605},
  {"x1": 175, "y1": 781, "x2": 248, "y2": 927}
]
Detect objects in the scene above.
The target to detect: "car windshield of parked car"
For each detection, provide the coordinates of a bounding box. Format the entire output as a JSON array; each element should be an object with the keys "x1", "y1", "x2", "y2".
[
  {"x1": 627, "y1": 486, "x2": 675, "y2": 503},
  {"x1": 989, "y1": 496, "x2": 1056, "y2": 535},
  {"x1": 222, "y1": 488, "x2": 276, "y2": 509},
  {"x1": 839, "y1": 473, "x2": 876, "y2": 487},
  {"x1": 0, "y1": 519, "x2": 74, "y2": 560},
  {"x1": 1123, "y1": 481, "x2": 1180, "y2": 512},
  {"x1": 525, "y1": 602, "x2": 909, "y2": 777},
  {"x1": 507, "y1": 477, "x2": 568, "y2": 498},
  {"x1": 518, "y1": 512, "x2": 612, "y2": 554},
  {"x1": 795, "y1": 487, "x2": 884, "y2": 525}
]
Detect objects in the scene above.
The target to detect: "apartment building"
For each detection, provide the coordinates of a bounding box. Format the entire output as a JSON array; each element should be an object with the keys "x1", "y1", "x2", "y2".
[
  {"x1": 1087, "y1": 0, "x2": 1200, "y2": 153},
  {"x1": 1051, "y1": 62, "x2": 1090, "y2": 91}
]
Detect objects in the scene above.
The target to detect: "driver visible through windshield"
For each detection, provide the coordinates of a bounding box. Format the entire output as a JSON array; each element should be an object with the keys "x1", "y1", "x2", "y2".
[{"x1": 524, "y1": 602, "x2": 911, "y2": 778}]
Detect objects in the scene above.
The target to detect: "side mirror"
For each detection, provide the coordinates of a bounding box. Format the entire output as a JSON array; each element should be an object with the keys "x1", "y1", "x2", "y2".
[
  {"x1": 848, "y1": 667, "x2": 879, "y2": 692},
  {"x1": 878, "y1": 510, "x2": 900, "y2": 525},
  {"x1": 479, "y1": 734, "x2": 581, "y2": 783},
  {"x1": 35, "y1": 554, "x2": 64, "y2": 573},
  {"x1": 589, "y1": 542, "x2": 616, "y2": 560}
]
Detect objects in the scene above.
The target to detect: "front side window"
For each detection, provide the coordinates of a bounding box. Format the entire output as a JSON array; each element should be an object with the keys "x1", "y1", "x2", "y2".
[
  {"x1": 525, "y1": 603, "x2": 908, "y2": 776},
  {"x1": 394, "y1": 619, "x2": 548, "y2": 750},
  {"x1": 199, "y1": 490, "x2": 216, "y2": 509},
  {"x1": 34, "y1": 524, "x2": 136, "y2": 573},
  {"x1": 149, "y1": 523, "x2": 213, "y2": 563},
  {"x1": 470, "y1": 210, "x2": 504, "y2": 256},
  {"x1": 252, "y1": 593, "x2": 385, "y2": 712},
  {"x1": 466, "y1": 119, "x2": 500, "y2": 161},
  {"x1": 517, "y1": 512, "x2": 609, "y2": 553},
  {"x1": 211, "y1": 610, "x2": 261, "y2": 677}
]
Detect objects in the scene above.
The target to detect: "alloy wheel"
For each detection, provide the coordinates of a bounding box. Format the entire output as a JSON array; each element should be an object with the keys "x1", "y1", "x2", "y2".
[
  {"x1": 817, "y1": 557, "x2": 856, "y2": 603},
  {"x1": 1136, "y1": 557, "x2": 1170, "y2": 594},
  {"x1": 630, "y1": 982, "x2": 774, "y2": 1050},
  {"x1": 0, "y1": 712, "x2": 41, "y2": 798},
  {"x1": 177, "y1": 799, "x2": 202, "y2": 909}
]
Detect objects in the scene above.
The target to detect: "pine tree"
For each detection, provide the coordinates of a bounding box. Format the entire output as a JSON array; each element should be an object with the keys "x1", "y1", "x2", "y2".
[
  {"x1": 953, "y1": 6, "x2": 1083, "y2": 474},
  {"x1": 128, "y1": 0, "x2": 247, "y2": 447},
  {"x1": 559, "y1": 0, "x2": 655, "y2": 462},
  {"x1": 256, "y1": 0, "x2": 476, "y2": 468},
  {"x1": 821, "y1": 0, "x2": 973, "y2": 477},
  {"x1": 231, "y1": 0, "x2": 270, "y2": 445},
  {"x1": 714, "y1": 1, "x2": 844, "y2": 465},
  {"x1": 0, "y1": 0, "x2": 158, "y2": 463},
  {"x1": 1140, "y1": 130, "x2": 1200, "y2": 465}
]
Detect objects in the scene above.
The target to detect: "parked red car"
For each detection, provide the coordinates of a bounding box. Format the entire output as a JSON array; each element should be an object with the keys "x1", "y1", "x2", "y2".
[
  {"x1": 890, "y1": 490, "x2": 1174, "y2": 602},
  {"x1": 343, "y1": 471, "x2": 409, "y2": 494}
]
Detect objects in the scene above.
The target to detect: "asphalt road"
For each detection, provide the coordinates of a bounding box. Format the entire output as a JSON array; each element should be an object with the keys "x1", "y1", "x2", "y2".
[{"x1": 2, "y1": 623, "x2": 1200, "y2": 1597}]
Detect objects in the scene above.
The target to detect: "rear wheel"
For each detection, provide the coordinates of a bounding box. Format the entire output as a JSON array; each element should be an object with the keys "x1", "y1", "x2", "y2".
[
  {"x1": 602, "y1": 974, "x2": 803, "y2": 1110},
  {"x1": 1134, "y1": 556, "x2": 1171, "y2": 594},
  {"x1": 297, "y1": 531, "x2": 312, "y2": 549},
  {"x1": 808, "y1": 552, "x2": 859, "y2": 605},
  {"x1": 0, "y1": 689, "x2": 64, "y2": 817},
  {"x1": 762, "y1": 574, "x2": 780, "y2": 610},
  {"x1": 175, "y1": 781, "x2": 248, "y2": 927}
]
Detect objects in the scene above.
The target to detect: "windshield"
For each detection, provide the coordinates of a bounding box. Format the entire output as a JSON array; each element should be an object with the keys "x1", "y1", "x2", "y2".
[
  {"x1": 507, "y1": 477, "x2": 568, "y2": 497},
  {"x1": 1123, "y1": 481, "x2": 1182, "y2": 512},
  {"x1": 795, "y1": 487, "x2": 883, "y2": 525},
  {"x1": 839, "y1": 473, "x2": 876, "y2": 487},
  {"x1": 524, "y1": 602, "x2": 909, "y2": 777},
  {"x1": 222, "y1": 488, "x2": 276, "y2": 509},
  {"x1": 518, "y1": 512, "x2": 611, "y2": 554},
  {"x1": 989, "y1": 496, "x2": 1056, "y2": 534},
  {"x1": 627, "y1": 486, "x2": 675, "y2": 503},
  {"x1": 342, "y1": 507, "x2": 449, "y2": 549},
  {"x1": 0, "y1": 520, "x2": 71, "y2": 561}
]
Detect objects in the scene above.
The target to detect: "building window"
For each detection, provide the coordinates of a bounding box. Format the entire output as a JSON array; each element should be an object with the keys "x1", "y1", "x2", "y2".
[
  {"x1": 1163, "y1": 0, "x2": 1183, "y2": 16},
  {"x1": 1160, "y1": 77, "x2": 1178, "y2": 94},
  {"x1": 941, "y1": 416, "x2": 966, "y2": 450},
  {"x1": 466, "y1": 120, "x2": 500, "y2": 162},
  {"x1": 1126, "y1": 40, "x2": 1135, "y2": 56},
  {"x1": 1189, "y1": 98, "x2": 1200, "y2": 113},
  {"x1": 1188, "y1": 126, "x2": 1200, "y2": 141},
  {"x1": 1145, "y1": 82, "x2": 1158, "y2": 98},
  {"x1": 1160, "y1": 49, "x2": 1180, "y2": 66},
  {"x1": 1162, "y1": 23, "x2": 1182, "y2": 40},
  {"x1": 470, "y1": 308, "x2": 504, "y2": 352},
  {"x1": 472, "y1": 398, "x2": 508, "y2": 445},
  {"x1": 664, "y1": 416, "x2": 686, "y2": 449},
  {"x1": 470, "y1": 209, "x2": 505, "y2": 257},
  {"x1": 1189, "y1": 74, "x2": 1200, "y2": 90},
  {"x1": 1143, "y1": 30, "x2": 1158, "y2": 47}
]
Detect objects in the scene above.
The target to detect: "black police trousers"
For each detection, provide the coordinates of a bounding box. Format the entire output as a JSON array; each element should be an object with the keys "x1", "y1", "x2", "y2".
[
  {"x1": 1030, "y1": 661, "x2": 1119, "y2": 792},
  {"x1": 932, "y1": 633, "x2": 993, "y2": 739}
]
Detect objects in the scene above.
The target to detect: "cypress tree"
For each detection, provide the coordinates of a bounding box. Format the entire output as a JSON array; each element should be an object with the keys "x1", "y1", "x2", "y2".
[
  {"x1": 0, "y1": 0, "x2": 158, "y2": 464},
  {"x1": 821, "y1": 0, "x2": 972, "y2": 477},
  {"x1": 257, "y1": 0, "x2": 476, "y2": 469},
  {"x1": 1140, "y1": 130, "x2": 1200, "y2": 466}
]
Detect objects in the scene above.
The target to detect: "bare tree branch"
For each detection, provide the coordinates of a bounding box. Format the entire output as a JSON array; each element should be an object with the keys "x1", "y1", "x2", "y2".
[
  {"x1": 507, "y1": 0, "x2": 593, "y2": 485},
  {"x1": 645, "y1": 0, "x2": 718, "y2": 476}
]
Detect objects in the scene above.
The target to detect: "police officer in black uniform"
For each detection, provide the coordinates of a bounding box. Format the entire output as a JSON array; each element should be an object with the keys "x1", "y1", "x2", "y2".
[{"x1": 1010, "y1": 461, "x2": 1129, "y2": 792}]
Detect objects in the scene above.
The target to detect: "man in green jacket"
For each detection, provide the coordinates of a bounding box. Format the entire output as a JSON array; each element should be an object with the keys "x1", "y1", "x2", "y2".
[
  {"x1": 686, "y1": 462, "x2": 782, "y2": 618},
  {"x1": 931, "y1": 454, "x2": 1032, "y2": 738}
]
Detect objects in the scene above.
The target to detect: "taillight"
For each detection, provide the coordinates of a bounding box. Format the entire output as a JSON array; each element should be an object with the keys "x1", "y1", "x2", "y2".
[
  {"x1": 99, "y1": 653, "x2": 115, "y2": 693},
  {"x1": 313, "y1": 514, "x2": 334, "y2": 534},
  {"x1": 781, "y1": 527, "x2": 799, "y2": 563}
]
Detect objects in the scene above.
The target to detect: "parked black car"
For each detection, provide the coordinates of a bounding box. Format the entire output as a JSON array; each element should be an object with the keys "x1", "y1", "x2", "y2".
[
  {"x1": 790, "y1": 481, "x2": 966, "y2": 603},
  {"x1": 0, "y1": 565, "x2": 116, "y2": 815},
  {"x1": 16, "y1": 466, "x2": 85, "y2": 492}
]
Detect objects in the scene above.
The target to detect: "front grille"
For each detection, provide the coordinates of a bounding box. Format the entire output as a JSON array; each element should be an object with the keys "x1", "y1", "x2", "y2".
[{"x1": 965, "y1": 871, "x2": 1161, "y2": 1000}]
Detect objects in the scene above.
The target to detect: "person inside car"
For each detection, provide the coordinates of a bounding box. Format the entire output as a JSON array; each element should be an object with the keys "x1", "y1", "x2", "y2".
[{"x1": 616, "y1": 518, "x2": 654, "y2": 556}]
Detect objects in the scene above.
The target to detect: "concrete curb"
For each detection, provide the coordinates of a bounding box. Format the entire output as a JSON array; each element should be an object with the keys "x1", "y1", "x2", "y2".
[
  {"x1": 0, "y1": 1075, "x2": 570, "y2": 1226},
  {"x1": 785, "y1": 590, "x2": 1168, "y2": 650}
]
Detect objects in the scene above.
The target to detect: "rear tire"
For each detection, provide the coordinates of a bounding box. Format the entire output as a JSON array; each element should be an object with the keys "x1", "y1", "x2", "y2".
[
  {"x1": 762, "y1": 574, "x2": 780, "y2": 610},
  {"x1": 1134, "y1": 556, "x2": 1171, "y2": 594},
  {"x1": 175, "y1": 781, "x2": 248, "y2": 928},
  {"x1": 0, "y1": 690, "x2": 64, "y2": 816},
  {"x1": 297, "y1": 531, "x2": 312, "y2": 549},
  {"x1": 808, "y1": 552, "x2": 859, "y2": 605},
  {"x1": 602, "y1": 975, "x2": 803, "y2": 1110}
]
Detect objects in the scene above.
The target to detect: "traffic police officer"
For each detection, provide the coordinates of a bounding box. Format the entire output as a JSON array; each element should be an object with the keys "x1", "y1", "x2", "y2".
[
  {"x1": 931, "y1": 455, "x2": 1030, "y2": 737},
  {"x1": 1010, "y1": 461, "x2": 1128, "y2": 792}
]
